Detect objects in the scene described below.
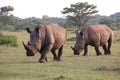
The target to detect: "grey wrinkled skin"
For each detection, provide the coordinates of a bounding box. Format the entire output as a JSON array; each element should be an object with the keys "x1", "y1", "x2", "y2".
[
  {"x1": 71, "y1": 25, "x2": 114, "y2": 56},
  {"x1": 23, "y1": 24, "x2": 67, "y2": 63}
]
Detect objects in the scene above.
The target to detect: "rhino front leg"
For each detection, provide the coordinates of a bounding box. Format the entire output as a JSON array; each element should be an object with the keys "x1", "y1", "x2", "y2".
[
  {"x1": 45, "y1": 56, "x2": 48, "y2": 62},
  {"x1": 102, "y1": 44, "x2": 108, "y2": 55},
  {"x1": 83, "y1": 44, "x2": 88, "y2": 56},
  {"x1": 39, "y1": 43, "x2": 53, "y2": 63}
]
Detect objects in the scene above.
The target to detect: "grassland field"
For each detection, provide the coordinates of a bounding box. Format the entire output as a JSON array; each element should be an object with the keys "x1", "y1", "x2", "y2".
[{"x1": 0, "y1": 29, "x2": 120, "y2": 80}]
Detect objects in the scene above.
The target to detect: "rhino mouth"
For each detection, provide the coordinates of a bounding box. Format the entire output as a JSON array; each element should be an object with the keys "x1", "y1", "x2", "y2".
[
  {"x1": 74, "y1": 52, "x2": 80, "y2": 55},
  {"x1": 22, "y1": 41, "x2": 36, "y2": 56},
  {"x1": 71, "y1": 46, "x2": 82, "y2": 55},
  {"x1": 26, "y1": 51, "x2": 35, "y2": 56}
]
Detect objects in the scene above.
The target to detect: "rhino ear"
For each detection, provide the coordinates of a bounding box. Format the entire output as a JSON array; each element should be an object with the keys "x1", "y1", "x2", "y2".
[
  {"x1": 35, "y1": 27, "x2": 39, "y2": 33},
  {"x1": 75, "y1": 30, "x2": 79, "y2": 33},
  {"x1": 35, "y1": 27, "x2": 41, "y2": 37},
  {"x1": 80, "y1": 32, "x2": 84, "y2": 39},
  {"x1": 75, "y1": 30, "x2": 79, "y2": 36},
  {"x1": 26, "y1": 27, "x2": 32, "y2": 33},
  {"x1": 80, "y1": 32, "x2": 83, "y2": 36}
]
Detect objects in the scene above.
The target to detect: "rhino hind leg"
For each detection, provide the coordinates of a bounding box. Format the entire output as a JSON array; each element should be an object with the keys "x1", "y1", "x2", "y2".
[
  {"x1": 107, "y1": 38, "x2": 112, "y2": 55},
  {"x1": 57, "y1": 46, "x2": 63, "y2": 61},
  {"x1": 51, "y1": 45, "x2": 63, "y2": 62},
  {"x1": 51, "y1": 50, "x2": 58, "y2": 61},
  {"x1": 95, "y1": 46, "x2": 102, "y2": 56}
]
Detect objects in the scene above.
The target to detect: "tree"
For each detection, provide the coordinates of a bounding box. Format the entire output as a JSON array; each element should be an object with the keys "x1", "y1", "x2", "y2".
[
  {"x1": 99, "y1": 18, "x2": 117, "y2": 30},
  {"x1": 62, "y1": 2, "x2": 98, "y2": 29},
  {"x1": 0, "y1": 6, "x2": 14, "y2": 15},
  {"x1": 0, "y1": 15, "x2": 17, "y2": 30}
]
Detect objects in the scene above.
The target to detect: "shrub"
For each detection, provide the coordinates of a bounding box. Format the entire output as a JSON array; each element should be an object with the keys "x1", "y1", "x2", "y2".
[{"x1": 0, "y1": 33, "x2": 18, "y2": 47}]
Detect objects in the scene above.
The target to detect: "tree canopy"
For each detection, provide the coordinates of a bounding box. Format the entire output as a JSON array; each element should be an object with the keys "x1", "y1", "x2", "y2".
[
  {"x1": 0, "y1": 6, "x2": 14, "y2": 15},
  {"x1": 62, "y1": 2, "x2": 98, "y2": 29}
]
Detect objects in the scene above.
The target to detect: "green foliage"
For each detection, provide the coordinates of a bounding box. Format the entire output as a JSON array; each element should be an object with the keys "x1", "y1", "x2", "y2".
[
  {"x1": 99, "y1": 18, "x2": 117, "y2": 30},
  {"x1": 0, "y1": 6, "x2": 14, "y2": 15},
  {"x1": 0, "y1": 13, "x2": 18, "y2": 30},
  {"x1": 0, "y1": 33, "x2": 18, "y2": 47},
  {"x1": 62, "y1": 2, "x2": 98, "y2": 29}
]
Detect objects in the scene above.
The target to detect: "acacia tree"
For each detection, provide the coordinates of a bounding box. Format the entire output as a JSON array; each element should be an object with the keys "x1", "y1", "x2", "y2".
[
  {"x1": 62, "y1": 2, "x2": 98, "y2": 29},
  {"x1": 0, "y1": 6, "x2": 14, "y2": 15}
]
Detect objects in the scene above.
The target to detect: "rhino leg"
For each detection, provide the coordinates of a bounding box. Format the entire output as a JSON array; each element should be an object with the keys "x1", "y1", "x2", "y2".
[
  {"x1": 39, "y1": 44, "x2": 54, "y2": 63},
  {"x1": 51, "y1": 50, "x2": 58, "y2": 61},
  {"x1": 57, "y1": 46, "x2": 63, "y2": 61},
  {"x1": 95, "y1": 46, "x2": 102, "y2": 56},
  {"x1": 45, "y1": 57, "x2": 48, "y2": 62},
  {"x1": 102, "y1": 44, "x2": 108, "y2": 55},
  {"x1": 107, "y1": 38, "x2": 112, "y2": 55},
  {"x1": 83, "y1": 44, "x2": 88, "y2": 56}
]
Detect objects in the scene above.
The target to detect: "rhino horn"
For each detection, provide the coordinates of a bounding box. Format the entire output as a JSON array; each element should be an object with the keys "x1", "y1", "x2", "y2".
[
  {"x1": 27, "y1": 41, "x2": 31, "y2": 45},
  {"x1": 71, "y1": 46, "x2": 75, "y2": 51},
  {"x1": 26, "y1": 27, "x2": 32, "y2": 33},
  {"x1": 22, "y1": 41, "x2": 29, "y2": 50}
]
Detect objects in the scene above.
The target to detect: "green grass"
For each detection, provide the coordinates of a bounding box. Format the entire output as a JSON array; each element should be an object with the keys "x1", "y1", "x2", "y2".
[{"x1": 0, "y1": 30, "x2": 120, "y2": 80}]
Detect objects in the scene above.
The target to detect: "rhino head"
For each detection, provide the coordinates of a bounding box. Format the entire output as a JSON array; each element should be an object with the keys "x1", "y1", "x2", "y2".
[
  {"x1": 23, "y1": 27, "x2": 42, "y2": 56},
  {"x1": 71, "y1": 31, "x2": 85, "y2": 55}
]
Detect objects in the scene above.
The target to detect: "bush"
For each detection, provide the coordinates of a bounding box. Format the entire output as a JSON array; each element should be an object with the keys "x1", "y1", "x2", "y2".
[{"x1": 0, "y1": 33, "x2": 18, "y2": 47}]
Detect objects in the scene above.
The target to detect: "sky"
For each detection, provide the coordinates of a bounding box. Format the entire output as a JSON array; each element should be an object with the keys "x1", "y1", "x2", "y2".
[{"x1": 0, "y1": 0, "x2": 120, "y2": 18}]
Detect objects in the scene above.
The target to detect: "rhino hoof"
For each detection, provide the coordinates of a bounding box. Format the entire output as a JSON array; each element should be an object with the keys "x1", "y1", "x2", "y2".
[
  {"x1": 53, "y1": 58, "x2": 62, "y2": 62},
  {"x1": 38, "y1": 59, "x2": 46, "y2": 63},
  {"x1": 83, "y1": 54, "x2": 87, "y2": 56},
  {"x1": 57, "y1": 58, "x2": 62, "y2": 62}
]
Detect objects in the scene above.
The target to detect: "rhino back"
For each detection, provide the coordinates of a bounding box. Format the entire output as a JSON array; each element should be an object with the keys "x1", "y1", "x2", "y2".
[
  {"x1": 82, "y1": 25, "x2": 112, "y2": 46},
  {"x1": 46, "y1": 24, "x2": 67, "y2": 49}
]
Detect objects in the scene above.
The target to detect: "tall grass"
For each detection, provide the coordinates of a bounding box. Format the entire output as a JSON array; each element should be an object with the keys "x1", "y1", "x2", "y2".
[{"x1": 0, "y1": 30, "x2": 120, "y2": 80}]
